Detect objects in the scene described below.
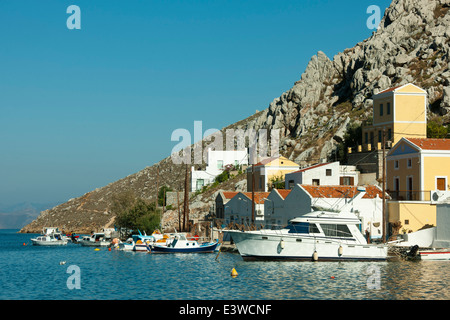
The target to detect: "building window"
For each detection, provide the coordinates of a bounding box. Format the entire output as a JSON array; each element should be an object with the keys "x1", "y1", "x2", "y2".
[
  {"x1": 288, "y1": 180, "x2": 295, "y2": 189},
  {"x1": 388, "y1": 128, "x2": 392, "y2": 141},
  {"x1": 196, "y1": 179, "x2": 204, "y2": 190},
  {"x1": 394, "y1": 160, "x2": 399, "y2": 169},
  {"x1": 312, "y1": 179, "x2": 320, "y2": 186},
  {"x1": 365, "y1": 132, "x2": 368, "y2": 144},
  {"x1": 326, "y1": 169, "x2": 332, "y2": 176},
  {"x1": 340, "y1": 177, "x2": 354, "y2": 186},
  {"x1": 437, "y1": 177, "x2": 446, "y2": 191},
  {"x1": 380, "y1": 104, "x2": 383, "y2": 116},
  {"x1": 387, "y1": 103, "x2": 391, "y2": 115},
  {"x1": 405, "y1": 220, "x2": 409, "y2": 225},
  {"x1": 217, "y1": 160, "x2": 223, "y2": 170},
  {"x1": 378, "y1": 130, "x2": 382, "y2": 143},
  {"x1": 407, "y1": 158, "x2": 412, "y2": 168}
]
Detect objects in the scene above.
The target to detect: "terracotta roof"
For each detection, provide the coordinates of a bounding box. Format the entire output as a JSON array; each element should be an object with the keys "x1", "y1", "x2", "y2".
[
  {"x1": 222, "y1": 191, "x2": 239, "y2": 199},
  {"x1": 405, "y1": 138, "x2": 450, "y2": 151},
  {"x1": 289, "y1": 162, "x2": 330, "y2": 174},
  {"x1": 276, "y1": 189, "x2": 292, "y2": 199},
  {"x1": 377, "y1": 85, "x2": 402, "y2": 94},
  {"x1": 300, "y1": 185, "x2": 387, "y2": 199},
  {"x1": 242, "y1": 192, "x2": 271, "y2": 204}
]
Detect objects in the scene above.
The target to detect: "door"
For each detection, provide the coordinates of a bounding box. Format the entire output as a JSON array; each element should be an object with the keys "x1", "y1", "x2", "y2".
[{"x1": 406, "y1": 177, "x2": 413, "y2": 200}]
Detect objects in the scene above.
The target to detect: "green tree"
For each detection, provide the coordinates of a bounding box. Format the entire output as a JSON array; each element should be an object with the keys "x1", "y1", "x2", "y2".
[
  {"x1": 337, "y1": 121, "x2": 362, "y2": 162},
  {"x1": 158, "y1": 185, "x2": 173, "y2": 206},
  {"x1": 112, "y1": 191, "x2": 161, "y2": 235},
  {"x1": 427, "y1": 120, "x2": 448, "y2": 138}
]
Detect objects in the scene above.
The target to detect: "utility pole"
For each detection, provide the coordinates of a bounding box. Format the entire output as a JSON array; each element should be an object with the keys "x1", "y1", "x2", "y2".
[
  {"x1": 155, "y1": 166, "x2": 160, "y2": 209},
  {"x1": 382, "y1": 128, "x2": 387, "y2": 243},
  {"x1": 183, "y1": 164, "x2": 190, "y2": 232},
  {"x1": 251, "y1": 164, "x2": 255, "y2": 226}
]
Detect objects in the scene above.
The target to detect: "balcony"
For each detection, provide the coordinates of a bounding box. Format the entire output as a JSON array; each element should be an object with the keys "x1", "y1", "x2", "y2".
[{"x1": 387, "y1": 190, "x2": 431, "y2": 202}]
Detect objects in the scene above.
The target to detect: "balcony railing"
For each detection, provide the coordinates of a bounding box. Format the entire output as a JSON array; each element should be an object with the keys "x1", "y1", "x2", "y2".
[{"x1": 387, "y1": 190, "x2": 431, "y2": 201}]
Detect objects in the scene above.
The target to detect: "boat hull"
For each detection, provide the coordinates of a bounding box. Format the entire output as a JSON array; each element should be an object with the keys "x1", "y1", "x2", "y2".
[
  {"x1": 151, "y1": 242, "x2": 220, "y2": 253},
  {"x1": 79, "y1": 240, "x2": 110, "y2": 247},
  {"x1": 31, "y1": 239, "x2": 68, "y2": 246},
  {"x1": 228, "y1": 231, "x2": 388, "y2": 261},
  {"x1": 419, "y1": 250, "x2": 450, "y2": 260}
]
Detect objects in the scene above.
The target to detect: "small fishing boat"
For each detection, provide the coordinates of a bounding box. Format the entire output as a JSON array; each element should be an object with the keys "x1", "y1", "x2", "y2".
[
  {"x1": 31, "y1": 227, "x2": 68, "y2": 246},
  {"x1": 419, "y1": 248, "x2": 450, "y2": 260},
  {"x1": 150, "y1": 233, "x2": 220, "y2": 253},
  {"x1": 118, "y1": 238, "x2": 135, "y2": 251},
  {"x1": 79, "y1": 232, "x2": 111, "y2": 247}
]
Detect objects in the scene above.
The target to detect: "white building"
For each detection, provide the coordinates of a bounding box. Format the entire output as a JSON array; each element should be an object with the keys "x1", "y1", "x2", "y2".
[
  {"x1": 284, "y1": 162, "x2": 359, "y2": 189},
  {"x1": 191, "y1": 148, "x2": 248, "y2": 191},
  {"x1": 221, "y1": 191, "x2": 270, "y2": 228},
  {"x1": 264, "y1": 184, "x2": 386, "y2": 240}
]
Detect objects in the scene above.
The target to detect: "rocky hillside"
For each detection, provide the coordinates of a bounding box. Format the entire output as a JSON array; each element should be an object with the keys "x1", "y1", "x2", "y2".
[{"x1": 20, "y1": 0, "x2": 450, "y2": 233}]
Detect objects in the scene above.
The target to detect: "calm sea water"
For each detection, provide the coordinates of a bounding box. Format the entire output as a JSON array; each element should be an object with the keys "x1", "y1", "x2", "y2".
[{"x1": 1, "y1": 229, "x2": 449, "y2": 301}]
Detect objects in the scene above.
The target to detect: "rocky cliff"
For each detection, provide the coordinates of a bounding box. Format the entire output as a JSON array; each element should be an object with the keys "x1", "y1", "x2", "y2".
[{"x1": 20, "y1": 0, "x2": 450, "y2": 233}]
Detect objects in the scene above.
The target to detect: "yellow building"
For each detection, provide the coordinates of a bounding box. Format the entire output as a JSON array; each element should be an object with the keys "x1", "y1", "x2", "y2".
[
  {"x1": 362, "y1": 83, "x2": 427, "y2": 150},
  {"x1": 247, "y1": 156, "x2": 299, "y2": 192},
  {"x1": 386, "y1": 137, "x2": 450, "y2": 232}
]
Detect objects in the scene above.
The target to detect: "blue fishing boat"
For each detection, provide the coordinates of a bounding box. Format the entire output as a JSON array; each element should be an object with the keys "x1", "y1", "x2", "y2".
[{"x1": 150, "y1": 233, "x2": 220, "y2": 253}]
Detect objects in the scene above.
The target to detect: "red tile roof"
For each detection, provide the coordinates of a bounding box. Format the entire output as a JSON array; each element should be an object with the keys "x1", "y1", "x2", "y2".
[
  {"x1": 222, "y1": 191, "x2": 239, "y2": 199},
  {"x1": 378, "y1": 85, "x2": 402, "y2": 94},
  {"x1": 242, "y1": 192, "x2": 271, "y2": 204},
  {"x1": 300, "y1": 185, "x2": 386, "y2": 199},
  {"x1": 275, "y1": 189, "x2": 292, "y2": 199},
  {"x1": 405, "y1": 138, "x2": 450, "y2": 151}
]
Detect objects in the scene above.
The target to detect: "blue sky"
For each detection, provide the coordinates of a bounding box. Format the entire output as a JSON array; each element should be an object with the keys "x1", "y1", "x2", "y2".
[{"x1": 0, "y1": 0, "x2": 392, "y2": 206}]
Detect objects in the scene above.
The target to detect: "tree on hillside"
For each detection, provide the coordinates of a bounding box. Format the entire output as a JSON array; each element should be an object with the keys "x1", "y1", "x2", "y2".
[{"x1": 111, "y1": 191, "x2": 160, "y2": 236}]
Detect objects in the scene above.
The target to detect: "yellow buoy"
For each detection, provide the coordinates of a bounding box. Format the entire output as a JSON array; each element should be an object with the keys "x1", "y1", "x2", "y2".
[
  {"x1": 231, "y1": 268, "x2": 238, "y2": 277},
  {"x1": 94, "y1": 248, "x2": 100, "y2": 251}
]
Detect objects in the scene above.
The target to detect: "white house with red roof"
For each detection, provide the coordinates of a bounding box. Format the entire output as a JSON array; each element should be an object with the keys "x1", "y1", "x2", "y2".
[{"x1": 264, "y1": 184, "x2": 386, "y2": 240}]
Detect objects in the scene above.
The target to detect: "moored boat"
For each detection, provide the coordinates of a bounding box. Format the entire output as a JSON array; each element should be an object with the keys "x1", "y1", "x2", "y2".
[
  {"x1": 31, "y1": 227, "x2": 68, "y2": 246},
  {"x1": 419, "y1": 248, "x2": 450, "y2": 260},
  {"x1": 227, "y1": 210, "x2": 388, "y2": 261},
  {"x1": 79, "y1": 232, "x2": 111, "y2": 247},
  {"x1": 150, "y1": 233, "x2": 220, "y2": 253}
]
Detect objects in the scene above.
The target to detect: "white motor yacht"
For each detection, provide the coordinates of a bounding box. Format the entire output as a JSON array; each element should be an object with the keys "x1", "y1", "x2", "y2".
[{"x1": 227, "y1": 210, "x2": 388, "y2": 261}]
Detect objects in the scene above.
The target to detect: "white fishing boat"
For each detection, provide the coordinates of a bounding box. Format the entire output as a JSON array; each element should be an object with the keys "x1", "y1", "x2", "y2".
[
  {"x1": 151, "y1": 233, "x2": 220, "y2": 253},
  {"x1": 227, "y1": 210, "x2": 388, "y2": 261},
  {"x1": 419, "y1": 248, "x2": 450, "y2": 260},
  {"x1": 118, "y1": 238, "x2": 135, "y2": 251},
  {"x1": 79, "y1": 232, "x2": 110, "y2": 247},
  {"x1": 31, "y1": 227, "x2": 68, "y2": 246}
]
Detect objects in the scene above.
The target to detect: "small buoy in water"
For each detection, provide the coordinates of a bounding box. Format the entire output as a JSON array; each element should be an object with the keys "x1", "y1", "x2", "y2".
[
  {"x1": 330, "y1": 276, "x2": 335, "y2": 279},
  {"x1": 59, "y1": 261, "x2": 66, "y2": 265},
  {"x1": 94, "y1": 248, "x2": 100, "y2": 251},
  {"x1": 338, "y1": 245, "x2": 343, "y2": 256},
  {"x1": 313, "y1": 250, "x2": 318, "y2": 261},
  {"x1": 108, "y1": 248, "x2": 111, "y2": 251},
  {"x1": 231, "y1": 268, "x2": 238, "y2": 277},
  {"x1": 23, "y1": 243, "x2": 27, "y2": 246}
]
